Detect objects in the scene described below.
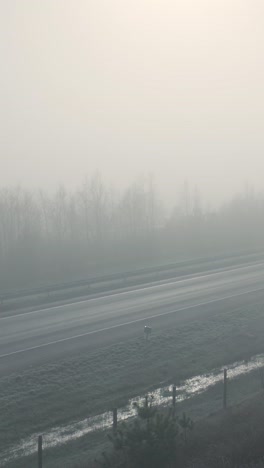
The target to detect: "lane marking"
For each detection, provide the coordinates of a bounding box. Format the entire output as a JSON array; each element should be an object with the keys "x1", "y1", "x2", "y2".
[
  {"x1": 0, "y1": 285, "x2": 264, "y2": 360},
  {"x1": 1, "y1": 261, "x2": 264, "y2": 322}
]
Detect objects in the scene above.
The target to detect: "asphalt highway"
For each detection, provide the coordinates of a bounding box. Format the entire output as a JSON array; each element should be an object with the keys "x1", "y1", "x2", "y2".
[{"x1": 1, "y1": 261, "x2": 264, "y2": 375}]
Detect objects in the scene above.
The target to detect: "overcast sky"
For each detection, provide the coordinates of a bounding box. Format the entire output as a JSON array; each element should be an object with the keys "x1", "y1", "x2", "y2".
[{"x1": 1, "y1": 0, "x2": 264, "y2": 205}]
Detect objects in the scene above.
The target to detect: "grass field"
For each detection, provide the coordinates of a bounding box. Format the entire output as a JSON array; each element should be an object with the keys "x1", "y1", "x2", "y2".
[
  {"x1": 184, "y1": 388, "x2": 264, "y2": 467},
  {"x1": 1, "y1": 293, "x2": 264, "y2": 467}
]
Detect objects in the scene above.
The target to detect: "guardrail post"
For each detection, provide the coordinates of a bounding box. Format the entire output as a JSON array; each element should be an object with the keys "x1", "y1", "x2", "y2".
[
  {"x1": 38, "y1": 435, "x2": 43, "y2": 468},
  {"x1": 172, "y1": 385, "x2": 176, "y2": 408},
  {"x1": 113, "y1": 408, "x2": 118, "y2": 432},
  {"x1": 223, "y1": 369, "x2": 227, "y2": 409}
]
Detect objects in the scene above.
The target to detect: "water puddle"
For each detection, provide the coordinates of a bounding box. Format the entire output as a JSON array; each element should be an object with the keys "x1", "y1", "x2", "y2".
[{"x1": 1, "y1": 354, "x2": 264, "y2": 466}]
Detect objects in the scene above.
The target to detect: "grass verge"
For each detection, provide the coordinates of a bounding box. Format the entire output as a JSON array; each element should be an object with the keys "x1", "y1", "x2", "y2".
[{"x1": 1, "y1": 295, "x2": 264, "y2": 466}]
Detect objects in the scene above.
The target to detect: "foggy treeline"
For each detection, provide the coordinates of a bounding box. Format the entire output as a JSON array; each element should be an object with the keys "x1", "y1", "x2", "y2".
[{"x1": 0, "y1": 176, "x2": 263, "y2": 291}]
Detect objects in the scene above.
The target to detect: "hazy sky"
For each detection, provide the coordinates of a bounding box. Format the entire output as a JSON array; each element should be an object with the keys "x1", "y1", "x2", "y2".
[{"x1": 1, "y1": 0, "x2": 264, "y2": 205}]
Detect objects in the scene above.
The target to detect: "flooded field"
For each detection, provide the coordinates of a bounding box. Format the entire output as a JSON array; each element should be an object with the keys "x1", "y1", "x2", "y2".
[{"x1": 2, "y1": 353, "x2": 264, "y2": 467}]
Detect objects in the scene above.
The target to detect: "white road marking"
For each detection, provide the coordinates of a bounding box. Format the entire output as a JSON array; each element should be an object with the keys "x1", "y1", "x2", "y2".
[
  {"x1": 0, "y1": 285, "x2": 263, "y2": 360},
  {"x1": 1, "y1": 261, "x2": 264, "y2": 322}
]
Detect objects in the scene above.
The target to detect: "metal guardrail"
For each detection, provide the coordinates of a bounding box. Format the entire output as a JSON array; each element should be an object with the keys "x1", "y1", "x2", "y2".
[{"x1": 0, "y1": 250, "x2": 263, "y2": 304}]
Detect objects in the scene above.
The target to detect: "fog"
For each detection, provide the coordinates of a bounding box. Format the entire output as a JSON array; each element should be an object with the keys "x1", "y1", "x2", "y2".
[
  {"x1": 2, "y1": 5, "x2": 264, "y2": 466},
  {"x1": 0, "y1": 178, "x2": 264, "y2": 291},
  {"x1": 1, "y1": 0, "x2": 264, "y2": 290},
  {"x1": 1, "y1": 0, "x2": 264, "y2": 206}
]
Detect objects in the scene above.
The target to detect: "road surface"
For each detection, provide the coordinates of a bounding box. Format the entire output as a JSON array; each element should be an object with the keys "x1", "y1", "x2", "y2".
[{"x1": 1, "y1": 261, "x2": 264, "y2": 375}]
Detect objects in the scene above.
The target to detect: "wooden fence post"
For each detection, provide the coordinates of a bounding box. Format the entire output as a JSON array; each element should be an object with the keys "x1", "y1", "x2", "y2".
[
  {"x1": 223, "y1": 368, "x2": 227, "y2": 409},
  {"x1": 172, "y1": 385, "x2": 176, "y2": 409},
  {"x1": 113, "y1": 408, "x2": 117, "y2": 432},
  {"x1": 38, "y1": 435, "x2": 43, "y2": 468}
]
